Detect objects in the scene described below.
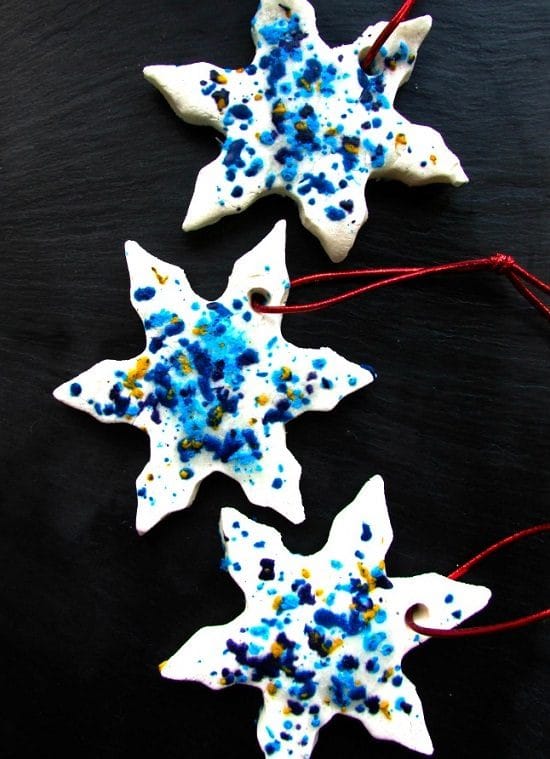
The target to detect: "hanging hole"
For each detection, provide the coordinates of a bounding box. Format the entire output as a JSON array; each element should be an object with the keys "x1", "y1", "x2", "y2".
[
  {"x1": 405, "y1": 603, "x2": 430, "y2": 629},
  {"x1": 249, "y1": 288, "x2": 272, "y2": 311},
  {"x1": 358, "y1": 46, "x2": 379, "y2": 76}
]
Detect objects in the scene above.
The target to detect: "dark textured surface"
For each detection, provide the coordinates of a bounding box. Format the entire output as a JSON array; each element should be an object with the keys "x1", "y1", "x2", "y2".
[{"x1": 1, "y1": 1, "x2": 549, "y2": 757}]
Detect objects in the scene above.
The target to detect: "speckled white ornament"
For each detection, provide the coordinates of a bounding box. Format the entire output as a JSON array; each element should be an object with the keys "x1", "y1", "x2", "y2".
[
  {"x1": 53, "y1": 221, "x2": 373, "y2": 534},
  {"x1": 160, "y1": 476, "x2": 490, "y2": 757},
  {"x1": 144, "y1": 0, "x2": 468, "y2": 262}
]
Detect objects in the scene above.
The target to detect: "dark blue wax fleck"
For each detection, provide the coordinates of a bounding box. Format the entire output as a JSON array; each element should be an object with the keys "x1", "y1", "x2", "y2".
[
  {"x1": 134, "y1": 286, "x2": 156, "y2": 301},
  {"x1": 259, "y1": 558, "x2": 275, "y2": 581},
  {"x1": 70, "y1": 382, "x2": 82, "y2": 397},
  {"x1": 325, "y1": 206, "x2": 346, "y2": 221},
  {"x1": 337, "y1": 655, "x2": 359, "y2": 671},
  {"x1": 230, "y1": 104, "x2": 253, "y2": 120},
  {"x1": 361, "y1": 523, "x2": 372, "y2": 541},
  {"x1": 272, "y1": 477, "x2": 283, "y2": 489},
  {"x1": 223, "y1": 138, "x2": 247, "y2": 168},
  {"x1": 237, "y1": 348, "x2": 259, "y2": 367}
]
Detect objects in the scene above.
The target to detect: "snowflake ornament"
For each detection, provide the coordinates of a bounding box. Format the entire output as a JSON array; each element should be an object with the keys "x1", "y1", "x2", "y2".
[
  {"x1": 144, "y1": 0, "x2": 468, "y2": 262},
  {"x1": 160, "y1": 476, "x2": 491, "y2": 757},
  {"x1": 53, "y1": 222, "x2": 373, "y2": 534}
]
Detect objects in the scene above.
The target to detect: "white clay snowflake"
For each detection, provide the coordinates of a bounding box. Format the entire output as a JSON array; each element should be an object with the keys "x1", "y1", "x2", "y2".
[
  {"x1": 53, "y1": 222, "x2": 373, "y2": 534},
  {"x1": 160, "y1": 476, "x2": 490, "y2": 757},
  {"x1": 144, "y1": 0, "x2": 468, "y2": 262}
]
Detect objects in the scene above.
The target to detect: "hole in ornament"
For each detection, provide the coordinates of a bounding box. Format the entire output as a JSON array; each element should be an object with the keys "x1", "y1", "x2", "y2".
[
  {"x1": 405, "y1": 603, "x2": 429, "y2": 631},
  {"x1": 358, "y1": 46, "x2": 378, "y2": 76},
  {"x1": 249, "y1": 288, "x2": 272, "y2": 311}
]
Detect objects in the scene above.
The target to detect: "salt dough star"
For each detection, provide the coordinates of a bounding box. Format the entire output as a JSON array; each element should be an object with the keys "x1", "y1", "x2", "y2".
[
  {"x1": 144, "y1": 0, "x2": 468, "y2": 262},
  {"x1": 160, "y1": 476, "x2": 490, "y2": 757},
  {"x1": 53, "y1": 221, "x2": 373, "y2": 534}
]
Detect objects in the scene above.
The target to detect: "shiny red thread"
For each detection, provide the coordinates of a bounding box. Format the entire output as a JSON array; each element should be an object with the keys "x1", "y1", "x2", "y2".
[
  {"x1": 405, "y1": 523, "x2": 550, "y2": 638},
  {"x1": 251, "y1": 253, "x2": 550, "y2": 322},
  {"x1": 361, "y1": 0, "x2": 420, "y2": 71}
]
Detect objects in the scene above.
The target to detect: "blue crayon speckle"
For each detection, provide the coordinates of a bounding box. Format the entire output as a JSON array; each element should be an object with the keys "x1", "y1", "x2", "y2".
[{"x1": 134, "y1": 286, "x2": 156, "y2": 301}]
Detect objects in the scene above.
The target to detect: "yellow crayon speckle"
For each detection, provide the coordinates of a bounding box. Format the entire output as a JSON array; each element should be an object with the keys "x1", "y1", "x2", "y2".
[
  {"x1": 179, "y1": 469, "x2": 190, "y2": 480},
  {"x1": 280, "y1": 366, "x2": 292, "y2": 381},
  {"x1": 146, "y1": 473, "x2": 154, "y2": 482},
  {"x1": 380, "y1": 700, "x2": 392, "y2": 720},
  {"x1": 272, "y1": 595, "x2": 282, "y2": 611},
  {"x1": 256, "y1": 394, "x2": 269, "y2": 406},
  {"x1": 344, "y1": 141, "x2": 359, "y2": 155},
  {"x1": 271, "y1": 641, "x2": 284, "y2": 658},
  {"x1": 363, "y1": 603, "x2": 380, "y2": 622},
  {"x1": 193, "y1": 325, "x2": 207, "y2": 336},
  {"x1": 209, "y1": 405, "x2": 224, "y2": 428},
  {"x1": 301, "y1": 568, "x2": 310, "y2": 579},
  {"x1": 430, "y1": 154, "x2": 437, "y2": 165},
  {"x1": 273, "y1": 102, "x2": 286, "y2": 115},
  {"x1": 395, "y1": 133, "x2": 407, "y2": 147},
  {"x1": 179, "y1": 354, "x2": 192, "y2": 374},
  {"x1": 266, "y1": 682, "x2": 277, "y2": 695},
  {"x1": 151, "y1": 266, "x2": 168, "y2": 285},
  {"x1": 180, "y1": 438, "x2": 202, "y2": 451},
  {"x1": 294, "y1": 120, "x2": 308, "y2": 131},
  {"x1": 158, "y1": 660, "x2": 168, "y2": 672},
  {"x1": 254, "y1": 93, "x2": 263, "y2": 101},
  {"x1": 249, "y1": 418, "x2": 257, "y2": 426},
  {"x1": 124, "y1": 356, "x2": 150, "y2": 398},
  {"x1": 328, "y1": 638, "x2": 343, "y2": 653},
  {"x1": 324, "y1": 127, "x2": 337, "y2": 136}
]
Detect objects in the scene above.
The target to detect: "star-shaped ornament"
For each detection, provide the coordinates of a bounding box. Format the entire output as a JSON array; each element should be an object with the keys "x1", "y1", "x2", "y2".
[
  {"x1": 54, "y1": 222, "x2": 373, "y2": 534},
  {"x1": 160, "y1": 476, "x2": 490, "y2": 757},
  {"x1": 144, "y1": 0, "x2": 467, "y2": 262}
]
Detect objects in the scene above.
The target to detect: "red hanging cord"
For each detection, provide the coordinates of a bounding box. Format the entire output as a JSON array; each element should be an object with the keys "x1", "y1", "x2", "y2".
[
  {"x1": 251, "y1": 253, "x2": 550, "y2": 322},
  {"x1": 361, "y1": 0, "x2": 420, "y2": 71},
  {"x1": 405, "y1": 523, "x2": 550, "y2": 638}
]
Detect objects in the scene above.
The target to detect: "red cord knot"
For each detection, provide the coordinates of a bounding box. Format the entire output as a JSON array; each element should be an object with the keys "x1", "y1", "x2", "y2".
[{"x1": 490, "y1": 253, "x2": 516, "y2": 272}]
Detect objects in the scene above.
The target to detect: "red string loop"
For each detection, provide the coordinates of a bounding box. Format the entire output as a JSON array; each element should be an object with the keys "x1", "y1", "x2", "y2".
[
  {"x1": 251, "y1": 254, "x2": 550, "y2": 321},
  {"x1": 361, "y1": 0, "x2": 420, "y2": 71},
  {"x1": 405, "y1": 523, "x2": 550, "y2": 638}
]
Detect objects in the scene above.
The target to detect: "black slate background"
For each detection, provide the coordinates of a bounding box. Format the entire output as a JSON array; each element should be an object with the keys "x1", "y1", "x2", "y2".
[{"x1": 1, "y1": 1, "x2": 549, "y2": 757}]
